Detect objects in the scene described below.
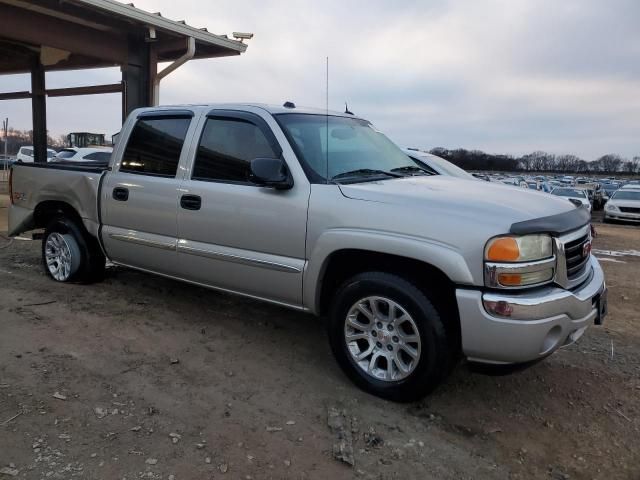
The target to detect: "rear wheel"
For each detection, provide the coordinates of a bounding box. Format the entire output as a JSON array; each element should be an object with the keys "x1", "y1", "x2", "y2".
[
  {"x1": 328, "y1": 272, "x2": 452, "y2": 402},
  {"x1": 42, "y1": 217, "x2": 105, "y2": 283}
]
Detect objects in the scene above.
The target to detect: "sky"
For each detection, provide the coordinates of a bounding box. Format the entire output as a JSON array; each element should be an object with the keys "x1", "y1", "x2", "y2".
[{"x1": 1, "y1": 0, "x2": 639, "y2": 160}]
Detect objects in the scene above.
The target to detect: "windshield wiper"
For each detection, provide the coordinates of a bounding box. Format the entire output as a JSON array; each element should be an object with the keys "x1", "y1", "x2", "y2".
[
  {"x1": 330, "y1": 169, "x2": 403, "y2": 183},
  {"x1": 390, "y1": 165, "x2": 434, "y2": 176}
]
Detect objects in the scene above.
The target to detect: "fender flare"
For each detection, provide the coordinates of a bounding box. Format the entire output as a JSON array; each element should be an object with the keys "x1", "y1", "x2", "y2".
[{"x1": 304, "y1": 228, "x2": 475, "y2": 313}]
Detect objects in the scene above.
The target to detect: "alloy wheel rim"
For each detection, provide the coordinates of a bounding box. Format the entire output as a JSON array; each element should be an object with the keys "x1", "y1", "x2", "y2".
[
  {"x1": 344, "y1": 296, "x2": 422, "y2": 382},
  {"x1": 45, "y1": 232, "x2": 74, "y2": 281}
]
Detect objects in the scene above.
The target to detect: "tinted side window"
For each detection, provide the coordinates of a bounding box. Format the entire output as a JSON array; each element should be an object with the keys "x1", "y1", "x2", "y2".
[
  {"x1": 193, "y1": 117, "x2": 279, "y2": 183},
  {"x1": 56, "y1": 150, "x2": 76, "y2": 159},
  {"x1": 84, "y1": 152, "x2": 111, "y2": 161},
  {"x1": 120, "y1": 117, "x2": 191, "y2": 176}
]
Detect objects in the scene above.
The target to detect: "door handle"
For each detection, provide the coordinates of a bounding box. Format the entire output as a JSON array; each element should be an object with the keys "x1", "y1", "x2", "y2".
[
  {"x1": 180, "y1": 194, "x2": 202, "y2": 211},
  {"x1": 112, "y1": 187, "x2": 129, "y2": 201}
]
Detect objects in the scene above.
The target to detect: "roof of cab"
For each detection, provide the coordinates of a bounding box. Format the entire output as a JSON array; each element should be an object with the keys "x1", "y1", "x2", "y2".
[{"x1": 134, "y1": 103, "x2": 363, "y2": 119}]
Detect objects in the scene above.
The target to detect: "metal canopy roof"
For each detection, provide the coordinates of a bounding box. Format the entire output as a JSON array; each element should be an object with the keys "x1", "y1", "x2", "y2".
[
  {"x1": 0, "y1": 0, "x2": 248, "y2": 74},
  {"x1": 0, "y1": 0, "x2": 251, "y2": 163}
]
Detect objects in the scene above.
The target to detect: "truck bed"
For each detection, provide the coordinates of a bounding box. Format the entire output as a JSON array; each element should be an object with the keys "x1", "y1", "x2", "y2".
[{"x1": 8, "y1": 162, "x2": 108, "y2": 238}]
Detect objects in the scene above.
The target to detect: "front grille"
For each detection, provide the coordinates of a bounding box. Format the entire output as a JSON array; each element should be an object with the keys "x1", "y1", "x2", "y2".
[
  {"x1": 564, "y1": 233, "x2": 590, "y2": 278},
  {"x1": 619, "y1": 206, "x2": 640, "y2": 214}
]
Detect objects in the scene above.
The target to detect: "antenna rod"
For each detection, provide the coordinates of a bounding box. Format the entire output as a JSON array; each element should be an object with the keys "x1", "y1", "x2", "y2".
[{"x1": 326, "y1": 56, "x2": 329, "y2": 184}]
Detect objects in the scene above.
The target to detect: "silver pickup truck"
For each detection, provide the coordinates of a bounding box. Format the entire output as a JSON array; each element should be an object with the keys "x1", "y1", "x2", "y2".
[{"x1": 8, "y1": 104, "x2": 607, "y2": 401}]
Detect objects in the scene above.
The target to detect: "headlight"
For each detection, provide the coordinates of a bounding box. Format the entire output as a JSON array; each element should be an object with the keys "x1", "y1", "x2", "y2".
[
  {"x1": 484, "y1": 234, "x2": 555, "y2": 288},
  {"x1": 605, "y1": 203, "x2": 618, "y2": 211},
  {"x1": 485, "y1": 234, "x2": 552, "y2": 262}
]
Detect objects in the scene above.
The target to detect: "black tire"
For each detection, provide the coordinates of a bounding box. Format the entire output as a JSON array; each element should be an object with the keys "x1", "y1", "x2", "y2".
[
  {"x1": 328, "y1": 272, "x2": 452, "y2": 402},
  {"x1": 42, "y1": 216, "x2": 105, "y2": 283}
]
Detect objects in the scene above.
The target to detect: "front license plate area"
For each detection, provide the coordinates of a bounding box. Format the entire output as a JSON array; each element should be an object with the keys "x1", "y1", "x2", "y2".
[{"x1": 594, "y1": 288, "x2": 608, "y2": 325}]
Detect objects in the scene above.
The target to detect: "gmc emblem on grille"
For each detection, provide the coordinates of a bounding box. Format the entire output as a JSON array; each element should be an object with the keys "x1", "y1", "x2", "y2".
[{"x1": 582, "y1": 241, "x2": 592, "y2": 258}]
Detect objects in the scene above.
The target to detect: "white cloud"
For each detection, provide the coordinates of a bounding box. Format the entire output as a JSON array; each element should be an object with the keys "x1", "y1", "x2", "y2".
[{"x1": 0, "y1": 0, "x2": 637, "y2": 159}]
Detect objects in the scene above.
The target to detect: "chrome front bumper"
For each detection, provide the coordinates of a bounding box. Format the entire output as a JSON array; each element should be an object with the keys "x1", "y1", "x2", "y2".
[{"x1": 456, "y1": 256, "x2": 605, "y2": 365}]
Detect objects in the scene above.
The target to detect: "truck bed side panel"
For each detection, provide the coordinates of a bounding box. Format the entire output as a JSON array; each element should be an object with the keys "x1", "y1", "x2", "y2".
[{"x1": 8, "y1": 164, "x2": 104, "y2": 237}]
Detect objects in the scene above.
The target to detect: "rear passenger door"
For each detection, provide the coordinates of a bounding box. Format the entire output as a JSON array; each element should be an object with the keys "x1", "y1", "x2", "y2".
[
  {"x1": 176, "y1": 110, "x2": 309, "y2": 307},
  {"x1": 101, "y1": 111, "x2": 195, "y2": 276}
]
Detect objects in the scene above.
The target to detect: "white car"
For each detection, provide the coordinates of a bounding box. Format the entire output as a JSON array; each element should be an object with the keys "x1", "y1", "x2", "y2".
[
  {"x1": 51, "y1": 147, "x2": 112, "y2": 163},
  {"x1": 604, "y1": 188, "x2": 640, "y2": 223},
  {"x1": 551, "y1": 187, "x2": 591, "y2": 212},
  {"x1": 403, "y1": 149, "x2": 476, "y2": 180},
  {"x1": 16, "y1": 146, "x2": 57, "y2": 163},
  {"x1": 502, "y1": 177, "x2": 528, "y2": 188}
]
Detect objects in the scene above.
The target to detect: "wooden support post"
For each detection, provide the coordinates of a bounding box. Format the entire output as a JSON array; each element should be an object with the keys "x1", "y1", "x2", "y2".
[
  {"x1": 30, "y1": 59, "x2": 47, "y2": 163},
  {"x1": 122, "y1": 35, "x2": 152, "y2": 120}
]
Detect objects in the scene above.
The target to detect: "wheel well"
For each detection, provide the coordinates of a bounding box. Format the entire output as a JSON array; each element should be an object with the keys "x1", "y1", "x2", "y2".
[
  {"x1": 33, "y1": 201, "x2": 83, "y2": 230},
  {"x1": 318, "y1": 249, "x2": 461, "y2": 352}
]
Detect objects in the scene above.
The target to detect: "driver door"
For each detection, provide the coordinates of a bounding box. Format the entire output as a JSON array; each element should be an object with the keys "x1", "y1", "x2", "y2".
[{"x1": 176, "y1": 110, "x2": 309, "y2": 307}]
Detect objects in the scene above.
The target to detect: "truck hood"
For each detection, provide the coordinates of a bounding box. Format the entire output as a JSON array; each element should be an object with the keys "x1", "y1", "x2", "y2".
[{"x1": 338, "y1": 176, "x2": 578, "y2": 231}]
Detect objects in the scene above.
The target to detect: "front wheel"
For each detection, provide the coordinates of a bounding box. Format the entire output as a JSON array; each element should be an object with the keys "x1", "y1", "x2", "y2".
[{"x1": 328, "y1": 272, "x2": 452, "y2": 402}]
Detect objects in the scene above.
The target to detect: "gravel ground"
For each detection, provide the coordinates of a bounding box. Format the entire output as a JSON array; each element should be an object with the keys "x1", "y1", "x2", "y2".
[{"x1": 0, "y1": 195, "x2": 639, "y2": 479}]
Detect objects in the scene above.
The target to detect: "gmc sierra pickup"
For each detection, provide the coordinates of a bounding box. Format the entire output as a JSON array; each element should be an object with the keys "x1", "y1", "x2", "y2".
[{"x1": 8, "y1": 103, "x2": 607, "y2": 401}]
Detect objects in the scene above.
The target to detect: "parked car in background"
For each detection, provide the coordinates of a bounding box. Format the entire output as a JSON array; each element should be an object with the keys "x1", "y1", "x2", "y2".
[
  {"x1": 539, "y1": 181, "x2": 553, "y2": 193},
  {"x1": 8, "y1": 103, "x2": 607, "y2": 402},
  {"x1": 502, "y1": 176, "x2": 528, "y2": 188},
  {"x1": 604, "y1": 188, "x2": 640, "y2": 223},
  {"x1": 50, "y1": 147, "x2": 113, "y2": 164},
  {"x1": 471, "y1": 173, "x2": 491, "y2": 181},
  {"x1": 16, "y1": 146, "x2": 57, "y2": 163},
  {"x1": 0, "y1": 155, "x2": 15, "y2": 169},
  {"x1": 559, "y1": 176, "x2": 575, "y2": 185},
  {"x1": 551, "y1": 187, "x2": 591, "y2": 212},
  {"x1": 403, "y1": 149, "x2": 476, "y2": 180},
  {"x1": 600, "y1": 184, "x2": 619, "y2": 202}
]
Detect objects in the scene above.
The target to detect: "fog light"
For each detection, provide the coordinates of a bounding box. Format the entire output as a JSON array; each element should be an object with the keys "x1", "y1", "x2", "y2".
[{"x1": 483, "y1": 300, "x2": 514, "y2": 317}]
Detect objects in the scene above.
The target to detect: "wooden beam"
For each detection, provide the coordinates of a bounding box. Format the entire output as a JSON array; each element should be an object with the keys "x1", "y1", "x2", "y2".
[
  {"x1": 0, "y1": 84, "x2": 123, "y2": 101},
  {"x1": 46, "y1": 83, "x2": 123, "y2": 97},
  {"x1": 0, "y1": 4, "x2": 128, "y2": 65},
  {"x1": 0, "y1": 90, "x2": 31, "y2": 100}
]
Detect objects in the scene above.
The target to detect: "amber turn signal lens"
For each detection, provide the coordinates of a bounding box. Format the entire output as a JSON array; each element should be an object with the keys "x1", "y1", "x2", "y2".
[
  {"x1": 498, "y1": 273, "x2": 522, "y2": 286},
  {"x1": 487, "y1": 238, "x2": 520, "y2": 262}
]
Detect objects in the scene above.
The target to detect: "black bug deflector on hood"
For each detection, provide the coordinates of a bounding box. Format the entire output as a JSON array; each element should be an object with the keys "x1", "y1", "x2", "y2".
[{"x1": 509, "y1": 205, "x2": 591, "y2": 235}]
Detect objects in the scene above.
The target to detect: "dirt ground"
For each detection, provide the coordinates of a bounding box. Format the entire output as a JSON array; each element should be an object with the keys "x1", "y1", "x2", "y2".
[{"x1": 0, "y1": 194, "x2": 639, "y2": 480}]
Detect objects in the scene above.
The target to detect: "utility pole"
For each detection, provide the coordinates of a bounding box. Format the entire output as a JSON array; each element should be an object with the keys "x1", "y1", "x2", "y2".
[{"x1": 2, "y1": 118, "x2": 8, "y2": 174}]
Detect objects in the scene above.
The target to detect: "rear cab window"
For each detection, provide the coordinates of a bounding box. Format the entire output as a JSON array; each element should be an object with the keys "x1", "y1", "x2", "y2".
[{"x1": 120, "y1": 113, "x2": 192, "y2": 177}]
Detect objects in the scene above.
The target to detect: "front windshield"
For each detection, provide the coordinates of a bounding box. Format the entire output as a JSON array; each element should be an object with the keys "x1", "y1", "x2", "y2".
[
  {"x1": 276, "y1": 114, "x2": 418, "y2": 183},
  {"x1": 612, "y1": 190, "x2": 640, "y2": 201},
  {"x1": 553, "y1": 188, "x2": 586, "y2": 198}
]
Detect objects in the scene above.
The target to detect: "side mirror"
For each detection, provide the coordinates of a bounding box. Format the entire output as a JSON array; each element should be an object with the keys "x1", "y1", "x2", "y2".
[{"x1": 249, "y1": 158, "x2": 293, "y2": 190}]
